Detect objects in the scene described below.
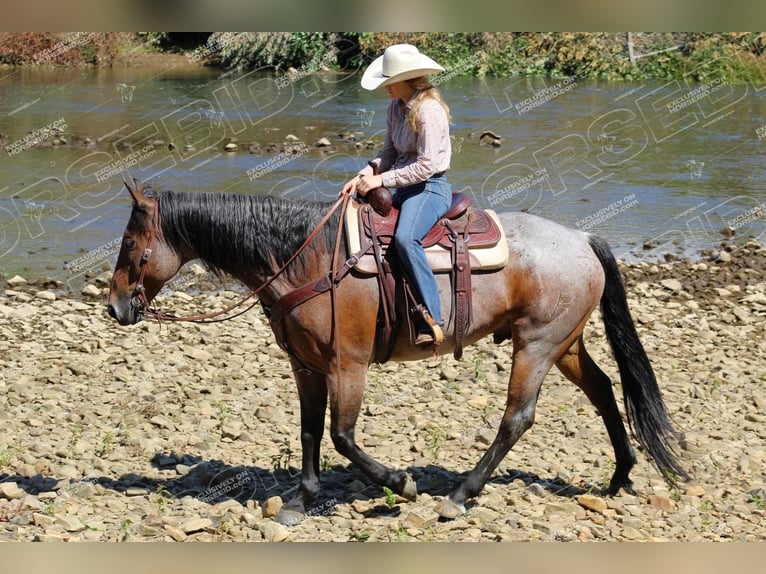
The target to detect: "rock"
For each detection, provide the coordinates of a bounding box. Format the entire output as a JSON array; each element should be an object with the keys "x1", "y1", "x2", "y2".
[
  {"x1": 528, "y1": 483, "x2": 547, "y2": 498},
  {"x1": 221, "y1": 423, "x2": 243, "y2": 440},
  {"x1": 7, "y1": 275, "x2": 28, "y2": 286},
  {"x1": 467, "y1": 396, "x2": 488, "y2": 409},
  {"x1": 35, "y1": 290, "x2": 56, "y2": 301},
  {"x1": 685, "y1": 486, "x2": 706, "y2": 497},
  {"x1": 576, "y1": 494, "x2": 607, "y2": 514},
  {"x1": 285, "y1": 134, "x2": 299, "y2": 142},
  {"x1": 165, "y1": 525, "x2": 187, "y2": 541},
  {"x1": 660, "y1": 278, "x2": 684, "y2": 293},
  {"x1": 0, "y1": 482, "x2": 24, "y2": 500},
  {"x1": 56, "y1": 516, "x2": 86, "y2": 532},
  {"x1": 470, "y1": 506, "x2": 500, "y2": 524},
  {"x1": 181, "y1": 518, "x2": 213, "y2": 534},
  {"x1": 261, "y1": 496, "x2": 283, "y2": 518},
  {"x1": 403, "y1": 508, "x2": 439, "y2": 529},
  {"x1": 33, "y1": 513, "x2": 56, "y2": 528},
  {"x1": 260, "y1": 521, "x2": 290, "y2": 542},
  {"x1": 224, "y1": 142, "x2": 238, "y2": 152},
  {"x1": 479, "y1": 131, "x2": 502, "y2": 146},
  {"x1": 648, "y1": 495, "x2": 676, "y2": 511},
  {"x1": 81, "y1": 284, "x2": 101, "y2": 297},
  {"x1": 315, "y1": 137, "x2": 332, "y2": 147}
]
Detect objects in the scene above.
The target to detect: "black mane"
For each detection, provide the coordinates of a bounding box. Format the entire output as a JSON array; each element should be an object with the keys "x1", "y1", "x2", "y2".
[{"x1": 157, "y1": 190, "x2": 340, "y2": 279}]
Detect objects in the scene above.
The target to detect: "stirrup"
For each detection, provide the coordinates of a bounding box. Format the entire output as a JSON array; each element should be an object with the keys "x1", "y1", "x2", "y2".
[{"x1": 413, "y1": 306, "x2": 444, "y2": 347}]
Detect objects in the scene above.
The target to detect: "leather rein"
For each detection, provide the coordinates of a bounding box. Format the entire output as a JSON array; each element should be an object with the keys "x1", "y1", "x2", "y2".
[{"x1": 129, "y1": 192, "x2": 352, "y2": 325}]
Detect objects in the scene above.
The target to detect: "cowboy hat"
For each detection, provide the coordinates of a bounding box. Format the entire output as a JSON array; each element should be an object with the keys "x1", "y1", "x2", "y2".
[{"x1": 361, "y1": 44, "x2": 445, "y2": 90}]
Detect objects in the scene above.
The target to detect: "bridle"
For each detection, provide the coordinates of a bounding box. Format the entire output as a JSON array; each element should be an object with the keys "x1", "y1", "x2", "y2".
[{"x1": 128, "y1": 192, "x2": 352, "y2": 324}]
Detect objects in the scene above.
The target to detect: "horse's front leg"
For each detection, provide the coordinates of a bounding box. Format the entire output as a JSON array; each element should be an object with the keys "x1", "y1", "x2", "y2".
[
  {"x1": 328, "y1": 363, "x2": 417, "y2": 502},
  {"x1": 275, "y1": 359, "x2": 328, "y2": 526}
]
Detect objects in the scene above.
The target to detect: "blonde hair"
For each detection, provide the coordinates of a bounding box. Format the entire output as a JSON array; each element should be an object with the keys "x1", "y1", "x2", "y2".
[{"x1": 405, "y1": 77, "x2": 451, "y2": 133}]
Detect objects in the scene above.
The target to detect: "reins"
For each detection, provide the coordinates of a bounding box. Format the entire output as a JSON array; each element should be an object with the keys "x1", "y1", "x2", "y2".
[{"x1": 133, "y1": 192, "x2": 352, "y2": 324}]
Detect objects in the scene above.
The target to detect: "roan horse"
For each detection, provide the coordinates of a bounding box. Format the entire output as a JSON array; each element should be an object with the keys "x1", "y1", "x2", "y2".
[{"x1": 108, "y1": 180, "x2": 688, "y2": 525}]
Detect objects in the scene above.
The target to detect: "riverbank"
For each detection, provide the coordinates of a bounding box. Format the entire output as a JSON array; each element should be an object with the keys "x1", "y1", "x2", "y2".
[
  {"x1": 0, "y1": 242, "x2": 764, "y2": 541},
  {"x1": 2, "y1": 32, "x2": 764, "y2": 82}
]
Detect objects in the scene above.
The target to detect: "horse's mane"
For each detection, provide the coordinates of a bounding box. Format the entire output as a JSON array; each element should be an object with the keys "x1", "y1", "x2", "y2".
[{"x1": 156, "y1": 189, "x2": 340, "y2": 279}]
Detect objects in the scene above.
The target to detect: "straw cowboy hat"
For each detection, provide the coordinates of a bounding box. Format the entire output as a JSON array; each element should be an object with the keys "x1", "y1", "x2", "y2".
[{"x1": 361, "y1": 44, "x2": 445, "y2": 90}]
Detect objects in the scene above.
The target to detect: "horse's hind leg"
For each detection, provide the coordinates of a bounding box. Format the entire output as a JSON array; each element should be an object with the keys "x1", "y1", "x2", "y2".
[
  {"x1": 555, "y1": 336, "x2": 637, "y2": 494},
  {"x1": 276, "y1": 360, "x2": 328, "y2": 526},
  {"x1": 435, "y1": 343, "x2": 555, "y2": 519}
]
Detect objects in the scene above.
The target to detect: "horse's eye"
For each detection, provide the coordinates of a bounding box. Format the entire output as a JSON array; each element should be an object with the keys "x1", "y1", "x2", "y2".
[{"x1": 124, "y1": 238, "x2": 136, "y2": 249}]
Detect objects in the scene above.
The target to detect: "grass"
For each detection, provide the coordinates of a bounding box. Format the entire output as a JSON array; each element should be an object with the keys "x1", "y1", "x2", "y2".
[
  {"x1": 382, "y1": 486, "x2": 396, "y2": 508},
  {"x1": 0, "y1": 445, "x2": 15, "y2": 467},
  {"x1": 425, "y1": 426, "x2": 447, "y2": 460}
]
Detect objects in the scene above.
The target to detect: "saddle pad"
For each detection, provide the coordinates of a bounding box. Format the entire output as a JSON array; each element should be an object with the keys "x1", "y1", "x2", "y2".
[{"x1": 345, "y1": 199, "x2": 510, "y2": 275}]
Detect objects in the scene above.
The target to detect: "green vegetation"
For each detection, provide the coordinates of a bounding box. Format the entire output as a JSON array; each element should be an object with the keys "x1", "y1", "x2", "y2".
[{"x1": 1, "y1": 32, "x2": 764, "y2": 83}]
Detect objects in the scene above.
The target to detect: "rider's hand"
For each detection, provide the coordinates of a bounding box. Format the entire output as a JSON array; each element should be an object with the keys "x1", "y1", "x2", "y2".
[
  {"x1": 356, "y1": 174, "x2": 383, "y2": 197},
  {"x1": 340, "y1": 175, "x2": 361, "y2": 197}
]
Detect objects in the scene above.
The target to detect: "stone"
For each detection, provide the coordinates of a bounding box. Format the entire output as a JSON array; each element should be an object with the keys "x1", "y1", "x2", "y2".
[
  {"x1": 165, "y1": 525, "x2": 187, "y2": 541},
  {"x1": 33, "y1": 513, "x2": 56, "y2": 528},
  {"x1": 181, "y1": 518, "x2": 213, "y2": 534},
  {"x1": 685, "y1": 486, "x2": 706, "y2": 497},
  {"x1": 648, "y1": 495, "x2": 676, "y2": 511},
  {"x1": 261, "y1": 495, "x2": 283, "y2": 518},
  {"x1": 467, "y1": 396, "x2": 488, "y2": 409},
  {"x1": 660, "y1": 279, "x2": 684, "y2": 293},
  {"x1": 221, "y1": 423, "x2": 243, "y2": 440},
  {"x1": 35, "y1": 290, "x2": 56, "y2": 301},
  {"x1": 576, "y1": 494, "x2": 607, "y2": 514},
  {"x1": 403, "y1": 508, "x2": 440, "y2": 529},
  {"x1": 224, "y1": 142, "x2": 238, "y2": 152},
  {"x1": 315, "y1": 137, "x2": 332, "y2": 147},
  {"x1": 0, "y1": 482, "x2": 24, "y2": 500},
  {"x1": 81, "y1": 284, "x2": 101, "y2": 297},
  {"x1": 7, "y1": 275, "x2": 28, "y2": 286},
  {"x1": 260, "y1": 521, "x2": 290, "y2": 542},
  {"x1": 56, "y1": 516, "x2": 86, "y2": 532}
]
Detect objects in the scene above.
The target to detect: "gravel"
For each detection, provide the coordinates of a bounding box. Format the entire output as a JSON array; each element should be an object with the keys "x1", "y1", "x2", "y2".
[{"x1": 0, "y1": 239, "x2": 764, "y2": 542}]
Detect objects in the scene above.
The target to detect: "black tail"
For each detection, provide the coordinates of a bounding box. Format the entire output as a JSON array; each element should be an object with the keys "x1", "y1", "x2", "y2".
[{"x1": 588, "y1": 235, "x2": 690, "y2": 484}]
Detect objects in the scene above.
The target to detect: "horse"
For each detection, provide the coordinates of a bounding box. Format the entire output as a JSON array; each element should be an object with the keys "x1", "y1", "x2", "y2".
[{"x1": 107, "y1": 180, "x2": 689, "y2": 525}]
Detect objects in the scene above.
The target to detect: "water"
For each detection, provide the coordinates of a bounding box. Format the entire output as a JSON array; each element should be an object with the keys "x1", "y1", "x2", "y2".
[{"x1": 1, "y1": 64, "x2": 765, "y2": 288}]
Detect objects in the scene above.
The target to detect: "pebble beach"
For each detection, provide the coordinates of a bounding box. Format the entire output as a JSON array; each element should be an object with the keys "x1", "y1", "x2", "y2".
[{"x1": 0, "y1": 239, "x2": 764, "y2": 542}]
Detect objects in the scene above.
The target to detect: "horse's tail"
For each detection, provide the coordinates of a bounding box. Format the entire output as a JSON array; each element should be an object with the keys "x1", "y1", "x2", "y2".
[{"x1": 587, "y1": 235, "x2": 690, "y2": 484}]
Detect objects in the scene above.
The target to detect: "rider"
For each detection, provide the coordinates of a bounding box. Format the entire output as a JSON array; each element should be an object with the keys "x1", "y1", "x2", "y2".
[{"x1": 342, "y1": 43, "x2": 452, "y2": 348}]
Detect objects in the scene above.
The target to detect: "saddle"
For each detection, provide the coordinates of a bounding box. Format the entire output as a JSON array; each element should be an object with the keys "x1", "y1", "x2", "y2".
[
  {"x1": 345, "y1": 189, "x2": 509, "y2": 361},
  {"x1": 267, "y1": 189, "x2": 509, "y2": 365}
]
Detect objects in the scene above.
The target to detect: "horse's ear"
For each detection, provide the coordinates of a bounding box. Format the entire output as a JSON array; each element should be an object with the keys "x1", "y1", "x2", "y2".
[{"x1": 124, "y1": 179, "x2": 151, "y2": 209}]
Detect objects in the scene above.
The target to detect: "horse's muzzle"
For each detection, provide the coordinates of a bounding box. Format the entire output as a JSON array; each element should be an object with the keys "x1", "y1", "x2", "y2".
[{"x1": 106, "y1": 301, "x2": 141, "y2": 326}]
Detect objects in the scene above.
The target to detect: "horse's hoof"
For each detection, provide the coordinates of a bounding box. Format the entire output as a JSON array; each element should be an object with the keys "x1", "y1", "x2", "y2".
[
  {"x1": 400, "y1": 474, "x2": 417, "y2": 502},
  {"x1": 274, "y1": 508, "x2": 304, "y2": 526},
  {"x1": 434, "y1": 498, "x2": 466, "y2": 520}
]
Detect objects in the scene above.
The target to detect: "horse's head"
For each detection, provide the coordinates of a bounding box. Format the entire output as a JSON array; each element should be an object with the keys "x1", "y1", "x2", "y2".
[{"x1": 107, "y1": 179, "x2": 183, "y2": 325}]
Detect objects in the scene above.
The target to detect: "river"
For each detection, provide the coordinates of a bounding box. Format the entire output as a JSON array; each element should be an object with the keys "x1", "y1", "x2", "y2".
[{"x1": 1, "y1": 62, "x2": 765, "y2": 290}]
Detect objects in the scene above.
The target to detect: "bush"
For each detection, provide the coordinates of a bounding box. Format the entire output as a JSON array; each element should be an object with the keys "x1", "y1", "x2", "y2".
[{"x1": 0, "y1": 32, "x2": 125, "y2": 66}]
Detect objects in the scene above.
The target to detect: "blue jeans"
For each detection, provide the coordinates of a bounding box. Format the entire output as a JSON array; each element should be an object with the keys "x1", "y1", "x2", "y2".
[{"x1": 392, "y1": 174, "x2": 452, "y2": 326}]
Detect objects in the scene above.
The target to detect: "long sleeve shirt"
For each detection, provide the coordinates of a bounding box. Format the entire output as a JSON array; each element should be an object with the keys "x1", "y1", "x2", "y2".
[{"x1": 363, "y1": 93, "x2": 451, "y2": 189}]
